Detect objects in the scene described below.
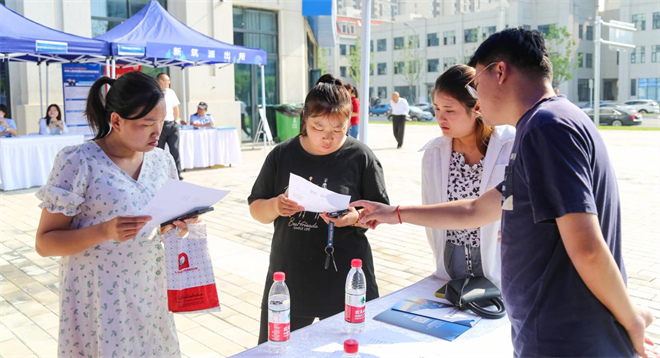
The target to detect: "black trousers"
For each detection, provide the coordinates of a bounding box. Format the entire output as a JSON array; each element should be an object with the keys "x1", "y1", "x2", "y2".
[
  {"x1": 157, "y1": 121, "x2": 181, "y2": 174},
  {"x1": 392, "y1": 115, "x2": 406, "y2": 147},
  {"x1": 257, "y1": 306, "x2": 330, "y2": 344}
]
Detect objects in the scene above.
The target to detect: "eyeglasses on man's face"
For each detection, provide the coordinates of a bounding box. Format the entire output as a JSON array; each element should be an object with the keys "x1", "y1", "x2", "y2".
[{"x1": 465, "y1": 62, "x2": 498, "y2": 99}]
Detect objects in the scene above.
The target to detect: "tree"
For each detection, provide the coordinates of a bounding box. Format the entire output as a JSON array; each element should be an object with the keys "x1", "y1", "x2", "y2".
[
  {"x1": 346, "y1": 35, "x2": 374, "y2": 87},
  {"x1": 318, "y1": 47, "x2": 329, "y2": 75},
  {"x1": 545, "y1": 25, "x2": 582, "y2": 88},
  {"x1": 398, "y1": 36, "x2": 424, "y2": 103}
]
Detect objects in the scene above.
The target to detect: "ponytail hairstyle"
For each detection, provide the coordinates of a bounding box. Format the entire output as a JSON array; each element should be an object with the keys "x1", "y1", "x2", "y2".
[
  {"x1": 434, "y1": 65, "x2": 495, "y2": 156},
  {"x1": 43, "y1": 104, "x2": 62, "y2": 126},
  {"x1": 300, "y1": 74, "x2": 352, "y2": 136},
  {"x1": 343, "y1": 83, "x2": 359, "y2": 98},
  {"x1": 85, "y1": 72, "x2": 164, "y2": 140}
]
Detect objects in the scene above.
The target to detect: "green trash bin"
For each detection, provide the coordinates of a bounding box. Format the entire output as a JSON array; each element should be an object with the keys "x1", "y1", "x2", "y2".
[{"x1": 275, "y1": 104, "x2": 303, "y2": 142}]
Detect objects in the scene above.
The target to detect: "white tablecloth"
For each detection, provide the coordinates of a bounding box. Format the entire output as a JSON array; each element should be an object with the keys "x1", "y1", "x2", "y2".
[
  {"x1": 179, "y1": 127, "x2": 242, "y2": 170},
  {"x1": 0, "y1": 134, "x2": 85, "y2": 191},
  {"x1": 232, "y1": 276, "x2": 513, "y2": 357}
]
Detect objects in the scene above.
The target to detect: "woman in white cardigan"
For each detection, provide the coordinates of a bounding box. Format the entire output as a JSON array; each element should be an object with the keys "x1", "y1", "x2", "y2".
[{"x1": 420, "y1": 65, "x2": 515, "y2": 290}]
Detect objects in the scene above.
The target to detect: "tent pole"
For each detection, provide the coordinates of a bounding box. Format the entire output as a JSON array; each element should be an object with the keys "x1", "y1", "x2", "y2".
[
  {"x1": 260, "y1": 64, "x2": 267, "y2": 153},
  {"x1": 181, "y1": 67, "x2": 187, "y2": 124},
  {"x1": 111, "y1": 58, "x2": 116, "y2": 79},
  {"x1": 46, "y1": 63, "x2": 49, "y2": 108},
  {"x1": 105, "y1": 58, "x2": 110, "y2": 77},
  {"x1": 38, "y1": 62, "x2": 43, "y2": 117}
]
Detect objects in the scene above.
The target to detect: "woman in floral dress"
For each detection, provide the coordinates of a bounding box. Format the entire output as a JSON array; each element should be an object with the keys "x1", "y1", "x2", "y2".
[{"x1": 35, "y1": 72, "x2": 195, "y2": 357}]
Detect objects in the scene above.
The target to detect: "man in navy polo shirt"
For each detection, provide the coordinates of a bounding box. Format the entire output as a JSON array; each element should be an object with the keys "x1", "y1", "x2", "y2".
[{"x1": 352, "y1": 28, "x2": 656, "y2": 357}]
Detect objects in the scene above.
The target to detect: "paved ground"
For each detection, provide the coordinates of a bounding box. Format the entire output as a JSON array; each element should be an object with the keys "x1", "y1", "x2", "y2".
[{"x1": 1, "y1": 123, "x2": 658, "y2": 357}]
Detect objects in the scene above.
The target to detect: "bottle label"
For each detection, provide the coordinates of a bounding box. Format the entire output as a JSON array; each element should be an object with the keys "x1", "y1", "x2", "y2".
[
  {"x1": 344, "y1": 293, "x2": 366, "y2": 323},
  {"x1": 268, "y1": 308, "x2": 290, "y2": 342}
]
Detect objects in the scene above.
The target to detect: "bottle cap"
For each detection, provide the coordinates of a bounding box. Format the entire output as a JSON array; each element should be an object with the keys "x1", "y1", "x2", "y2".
[
  {"x1": 351, "y1": 259, "x2": 362, "y2": 268},
  {"x1": 344, "y1": 339, "x2": 358, "y2": 354},
  {"x1": 273, "y1": 272, "x2": 285, "y2": 281}
]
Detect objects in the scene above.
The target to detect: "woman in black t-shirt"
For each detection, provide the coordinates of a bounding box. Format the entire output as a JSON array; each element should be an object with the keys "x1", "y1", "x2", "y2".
[{"x1": 248, "y1": 74, "x2": 390, "y2": 344}]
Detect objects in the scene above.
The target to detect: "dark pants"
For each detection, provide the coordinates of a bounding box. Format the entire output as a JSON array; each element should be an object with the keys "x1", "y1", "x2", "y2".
[
  {"x1": 241, "y1": 113, "x2": 251, "y2": 137},
  {"x1": 157, "y1": 121, "x2": 181, "y2": 175},
  {"x1": 392, "y1": 115, "x2": 406, "y2": 147},
  {"x1": 257, "y1": 306, "x2": 330, "y2": 344}
]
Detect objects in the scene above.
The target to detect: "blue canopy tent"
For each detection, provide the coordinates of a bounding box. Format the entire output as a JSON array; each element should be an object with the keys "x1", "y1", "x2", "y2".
[
  {"x1": 0, "y1": 3, "x2": 110, "y2": 114},
  {"x1": 96, "y1": 0, "x2": 269, "y2": 140}
]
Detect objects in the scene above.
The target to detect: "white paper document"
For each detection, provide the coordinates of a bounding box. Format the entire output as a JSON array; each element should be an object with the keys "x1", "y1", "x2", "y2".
[
  {"x1": 140, "y1": 179, "x2": 229, "y2": 227},
  {"x1": 287, "y1": 173, "x2": 351, "y2": 213}
]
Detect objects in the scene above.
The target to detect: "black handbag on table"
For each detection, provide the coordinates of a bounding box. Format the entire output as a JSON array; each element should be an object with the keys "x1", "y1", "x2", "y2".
[{"x1": 444, "y1": 276, "x2": 506, "y2": 319}]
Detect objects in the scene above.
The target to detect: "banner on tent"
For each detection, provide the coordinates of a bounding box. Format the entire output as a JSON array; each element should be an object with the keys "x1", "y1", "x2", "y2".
[
  {"x1": 62, "y1": 63, "x2": 103, "y2": 135},
  {"x1": 118, "y1": 45, "x2": 145, "y2": 56},
  {"x1": 146, "y1": 42, "x2": 266, "y2": 65},
  {"x1": 36, "y1": 40, "x2": 68, "y2": 54}
]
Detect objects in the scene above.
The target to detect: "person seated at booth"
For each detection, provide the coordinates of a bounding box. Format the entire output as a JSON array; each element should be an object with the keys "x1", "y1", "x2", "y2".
[
  {"x1": 39, "y1": 104, "x2": 68, "y2": 135},
  {"x1": 189, "y1": 102, "x2": 215, "y2": 127},
  {"x1": 0, "y1": 104, "x2": 18, "y2": 137}
]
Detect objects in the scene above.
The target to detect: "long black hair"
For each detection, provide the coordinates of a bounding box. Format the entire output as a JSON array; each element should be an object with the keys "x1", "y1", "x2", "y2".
[
  {"x1": 43, "y1": 104, "x2": 62, "y2": 126},
  {"x1": 300, "y1": 74, "x2": 352, "y2": 136},
  {"x1": 85, "y1": 72, "x2": 164, "y2": 140}
]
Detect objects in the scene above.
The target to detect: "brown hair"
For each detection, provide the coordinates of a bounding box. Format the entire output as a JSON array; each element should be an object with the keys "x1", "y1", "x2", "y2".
[
  {"x1": 343, "y1": 83, "x2": 359, "y2": 98},
  {"x1": 300, "y1": 74, "x2": 352, "y2": 136},
  {"x1": 434, "y1": 65, "x2": 494, "y2": 156}
]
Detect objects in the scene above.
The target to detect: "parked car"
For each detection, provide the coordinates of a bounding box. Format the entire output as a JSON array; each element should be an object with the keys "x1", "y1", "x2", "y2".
[
  {"x1": 623, "y1": 99, "x2": 659, "y2": 114},
  {"x1": 414, "y1": 102, "x2": 434, "y2": 113},
  {"x1": 409, "y1": 106, "x2": 434, "y2": 121},
  {"x1": 580, "y1": 102, "x2": 635, "y2": 113},
  {"x1": 583, "y1": 107, "x2": 643, "y2": 126},
  {"x1": 369, "y1": 103, "x2": 391, "y2": 116}
]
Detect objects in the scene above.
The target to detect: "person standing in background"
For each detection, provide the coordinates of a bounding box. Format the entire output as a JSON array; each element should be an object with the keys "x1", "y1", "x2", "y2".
[
  {"x1": 390, "y1": 92, "x2": 409, "y2": 149},
  {"x1": 344, "y1": 83, "x2": 360, "y2": 139},
  {"x1": 156, "y1": 73, "x2": 183, "y2": 180}
]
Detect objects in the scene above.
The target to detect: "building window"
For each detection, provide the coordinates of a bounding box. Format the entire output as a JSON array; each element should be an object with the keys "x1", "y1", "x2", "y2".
[
  {"x1": 377, "y1": 39, "x2": 387, "y2": 51},
  {"x1": 631, "y1": 46, "x2": 645, "y2": 64},
  {"x1": 378, "y1": 86, "x2": 387, "y2": 99},
  {"x1": 578, "y1": 53, "x2": 583, "y2": 67},
  {"x1": 340, "y1": 44, "x2": 347, "y2": 56},
  {"x1": 341, "y1": 22, "x2": 348, "y2": 33},
  {"x1": 538, "y1": 24, "x2": 553, "y2": 37},
  {"x1": 586, "y1": 25, "x2": 593, "y2": 41},
  {"x1": 638, "y1": 78, "x2": 660, "y2": 101},
  {"x1": 631, "y1": 79, "x2": 637, "y2": 96},
  {"x1": 586, "y1": 53, "x2": 593, "y2": 68},
  {"x1": 652, "y1": 45, "x2": 660, "y2": 63},
  {"x1": 408, "y1": 35, "x2": 419, "y2": 48},
  {"x1": 394, "y1": 61, "x2": 404, "y2": 74},
  {"x1": 394, "y1": 37, "x2": 404, "y2": 50},
  {"x1": 340, "y1": 66, "x2": 347, "y2": 77},
  {"x1": 579, "y1": 24, "x2": 583, "y2": 39},
  {"x1": 522, "y1": 25, "x2": 531, "y2": 30},
  {"x1": 654, "y1": 12, "x2": 660, "y2": 30},
  {"x1": 464, "y1": 28, "x2": 478, "y2": 43},
  {"x1": 578, "y1": 79, "x2": 590, "y2": 102},
  {"x1": 408, "y1": 61, "x2": 418, "y2": 74},
  {"x1": 377, "y1": 63, "x2": 387, "y2": 75},
  {"x1": 350, "y1": 23, "x2": 355, "y2": 34},
  {"x1": 370, "y1": 40, "x2": 373, "y2": 52},
  {"x1": 443, "y1": 57, "x2": 456, "y2": 70},
  {"x1": 443, "y1": 30, "x2": 456, "y2": 45},
  {"x1": 482, "y1": 26, "x2": 496, "y2": 40},
  {"x1": 427, "y1": 33, "x2": 439, "y2": 47},
  {"x1": 632, "y1": 14, "x2": 646, "y2": 31},
  {"x1": 427, "y1": 59, "x2": 439, "y2": 72},
  {"x1": 350, "y1": 45, "x2": 356, "y2": 54}
]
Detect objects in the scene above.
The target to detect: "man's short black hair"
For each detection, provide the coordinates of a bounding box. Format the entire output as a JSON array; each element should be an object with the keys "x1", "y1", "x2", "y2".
[
  {"x1": 468, "y1": 27, "x2": 553, "y2": 82},
  {"x1": 0, "y1": 104, "x2": 8, "y2": 115}
]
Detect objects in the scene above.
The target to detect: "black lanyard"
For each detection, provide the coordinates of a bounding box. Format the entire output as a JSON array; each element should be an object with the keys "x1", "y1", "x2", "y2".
[{"x1": 325, "y1": 222, "x2": 338, "y2": 272}]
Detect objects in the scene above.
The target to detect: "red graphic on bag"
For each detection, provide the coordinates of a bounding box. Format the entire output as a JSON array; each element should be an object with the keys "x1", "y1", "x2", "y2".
[{"x1": 178, "y1": 253, "x2": 190, "y2": 270}]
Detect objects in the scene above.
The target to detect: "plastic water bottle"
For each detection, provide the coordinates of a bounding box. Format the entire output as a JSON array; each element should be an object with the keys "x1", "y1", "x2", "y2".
[
  {"x1": 345, "y1": 259, "x2": 366, "y2": 333},
  {"x1": 342, "y1": 339, "x2": 360, "y2": 357},
  {"x1": 268, "y1": 272, "x2": 290, "y2": 354}
]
